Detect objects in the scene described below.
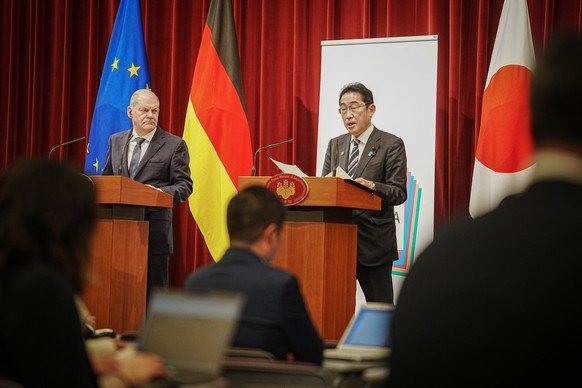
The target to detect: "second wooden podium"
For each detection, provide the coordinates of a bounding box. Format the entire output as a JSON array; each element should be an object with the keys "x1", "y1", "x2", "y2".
[
  {"x1": 82, "y1": 176, "x2": 173, "y2": 334},
  {"x1": 238, "y1": 176, "x2": 380, "y2": 341}
]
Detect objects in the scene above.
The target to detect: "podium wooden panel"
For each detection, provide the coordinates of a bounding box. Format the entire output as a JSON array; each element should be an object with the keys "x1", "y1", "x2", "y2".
[
  {"x1": 238, "y1": 176, "x2": 380, "y2": 341},
  {"x1": 82, "y1": 176, "x2": 172, "y2": 334}
]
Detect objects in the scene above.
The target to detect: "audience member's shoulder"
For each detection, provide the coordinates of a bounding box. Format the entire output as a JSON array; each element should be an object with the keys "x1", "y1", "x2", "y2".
[
  {"x1": 9, "y1": 262, "x2": 65, "y2": 283},
  {"x1": 415, "y1": 216, "x2": 479, "y2": 256},
  {"x1": 184, "y1": 262, "x2": 215, "y2": 283},
  {"x1": 263, "y1": 264, "x2": 298, "y2": 283},
  {"x1": 5, "y1": 263, "x2": 74, "y2": 303}
]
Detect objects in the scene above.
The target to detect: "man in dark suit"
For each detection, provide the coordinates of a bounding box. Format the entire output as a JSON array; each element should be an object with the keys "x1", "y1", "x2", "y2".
[
  {"x1": 184, "y1": 185, "x2": 324, "y2": 365},
  {"x1": 388, "y1": 36, "x2": 582, "y2": 387},
  {"x1": 103, "y1": 89, "x2": 193, "y2": 295},
  {"x1": 322, "y1": 82, "x2": 408, "y2": 304}
]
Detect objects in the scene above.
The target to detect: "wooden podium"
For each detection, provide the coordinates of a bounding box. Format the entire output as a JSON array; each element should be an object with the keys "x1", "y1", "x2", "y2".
[
  {"x1": 238, "y1": 176, "x2": 381, "y2": 341},
  {"x1": 82, "y1": 176, "x2": 173, "y2": 334}
]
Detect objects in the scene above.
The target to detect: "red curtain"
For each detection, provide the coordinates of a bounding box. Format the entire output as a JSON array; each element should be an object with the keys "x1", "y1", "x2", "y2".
[{"x1": 1, "y1": 0, "x2": 581, "y2": 286}]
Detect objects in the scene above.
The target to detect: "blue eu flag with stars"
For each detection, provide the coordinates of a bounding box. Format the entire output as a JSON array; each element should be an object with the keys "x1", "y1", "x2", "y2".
[{"x1": 84, "y1": 0, "x2": 151, "y2": 175}]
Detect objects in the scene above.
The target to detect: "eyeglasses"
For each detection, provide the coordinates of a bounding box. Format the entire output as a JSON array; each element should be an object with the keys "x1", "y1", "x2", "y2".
[{"x1": 338, "y1": 103, "x2": 367, "y2": 116}]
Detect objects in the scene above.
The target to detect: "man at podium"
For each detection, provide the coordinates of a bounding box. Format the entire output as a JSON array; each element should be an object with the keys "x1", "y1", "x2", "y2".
[
  {"x1": 103, "y1": 89, "x2": 193, "y2": 295},
  {"x1": 322, "y1": 82, "x2": 407, "y2": 304}
]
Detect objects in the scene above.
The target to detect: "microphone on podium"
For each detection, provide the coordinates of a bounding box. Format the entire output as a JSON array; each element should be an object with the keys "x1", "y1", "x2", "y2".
[
  {"x1": 48, "y1": 136, "x2": 86, "y2": 159},
  {"x1": 251, "y1": 139, "x2": 294, "y2": 176},
  {"x1": 332, "y1": 139, "x2": 340, "y2": 177}
]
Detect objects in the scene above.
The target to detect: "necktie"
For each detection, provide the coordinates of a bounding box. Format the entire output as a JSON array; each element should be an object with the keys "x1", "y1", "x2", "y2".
[
  {"x1": 129, "y1": 137, "x2": 145, "y2": 179},
  {"x1": 347, "y1": 139, "x2": 360, "y2": 178}
]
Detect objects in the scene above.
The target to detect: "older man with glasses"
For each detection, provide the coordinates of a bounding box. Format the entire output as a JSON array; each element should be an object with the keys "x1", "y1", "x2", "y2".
[{"x1": 321, "y1": 82, "x2": 408, "y2": 304}]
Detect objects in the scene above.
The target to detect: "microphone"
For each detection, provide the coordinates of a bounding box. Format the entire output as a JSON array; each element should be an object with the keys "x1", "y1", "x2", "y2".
[
  {"x1": 251, "y1": 139, "x2": 294, "y2": 176},
  {"x1": 48, "y1": 136, "x2": 86, "y2": 159},
  {"x1": 332, "y1": 139, "x2": 339, "y2": 177},
  {"x1": 118, "y1": 135, "x2": 134, "y2": 176}
]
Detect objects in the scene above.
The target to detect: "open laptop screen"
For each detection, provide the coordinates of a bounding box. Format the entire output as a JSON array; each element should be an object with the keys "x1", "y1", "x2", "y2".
[
  {"x1": 138, "y1": 289, "x2": 245, "y2": 376},
  {"x1": 343, "y1": 305, "x2": 393, "y2": 347}
]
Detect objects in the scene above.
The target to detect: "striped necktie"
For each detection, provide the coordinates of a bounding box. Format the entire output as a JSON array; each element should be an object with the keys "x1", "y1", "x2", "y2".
[{"x1": 347, "y1": 139, "x2": 360, "y2": 178}]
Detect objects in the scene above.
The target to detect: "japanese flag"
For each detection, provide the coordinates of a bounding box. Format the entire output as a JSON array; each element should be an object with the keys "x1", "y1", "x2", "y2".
[{"x1": 469, "y1": 0, "x2": 536, "y2": 218}]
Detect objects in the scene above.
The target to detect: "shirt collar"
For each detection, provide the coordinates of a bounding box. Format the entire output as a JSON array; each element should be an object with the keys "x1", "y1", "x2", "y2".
[
  {"x1": 131, "y1": 127, "x2": 156, "y2": 143},
  {"x1": 352, "y1": 124, "x2": 374, "y2": 145}
]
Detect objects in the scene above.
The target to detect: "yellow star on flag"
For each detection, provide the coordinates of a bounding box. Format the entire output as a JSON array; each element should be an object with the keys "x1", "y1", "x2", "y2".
[
  {"x1": 127, "y1": 62, "x2": 140, "y2": 77},
  {"x1": 111, "y1": 58, "x2": 119, "y2": 71}
]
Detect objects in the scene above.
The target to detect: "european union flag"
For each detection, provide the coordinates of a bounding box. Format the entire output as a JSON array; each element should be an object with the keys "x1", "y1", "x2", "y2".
[{"x1": 84, "y1": 0, "x2": 151, "y2": 175}]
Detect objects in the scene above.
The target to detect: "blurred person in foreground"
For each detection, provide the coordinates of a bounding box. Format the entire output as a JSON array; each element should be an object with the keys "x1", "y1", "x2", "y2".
[
  {"x1": 0, "y1": 159, "x2": 165, "y2": 387},
  {"x1": 388, "y1": 35, "x2": 582, "y2": 387},
  {"x1": 185, "y1": 185, "x2": 324, "y2": 365}
]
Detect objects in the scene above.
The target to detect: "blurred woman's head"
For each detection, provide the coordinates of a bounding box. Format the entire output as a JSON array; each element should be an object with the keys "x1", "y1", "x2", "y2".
[{"x1": 0, "y1": 158, "x2": 97, "y2": 293}]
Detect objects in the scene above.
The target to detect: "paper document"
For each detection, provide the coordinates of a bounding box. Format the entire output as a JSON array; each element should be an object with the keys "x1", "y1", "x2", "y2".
[
  {"x1": 324, "y1": 167, "x2": 374, "y2": 193},
  {"x1": 270, "y1": 158, "x2": 357, "y2": 183},
  {"x1": 324, "y1": 166, "x2": 352, "y2": 180},
  {"x1": 269, "y1": 158, "x2": 308, "y2": 177}
]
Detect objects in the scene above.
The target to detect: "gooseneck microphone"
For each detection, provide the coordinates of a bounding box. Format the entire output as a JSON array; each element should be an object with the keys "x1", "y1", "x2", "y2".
[
  {"x1": 118, "y1": 135, "x2": 134, "y2": 176},
  {"x1": 251, "y1": 139, "x2": 294, "y2": 176},
  {"x1": 332, "y1": 139, "x2": 340, "y2": 177},
  {"x1": 48, "y1": 136, "x2": 86, "y2": 159}
]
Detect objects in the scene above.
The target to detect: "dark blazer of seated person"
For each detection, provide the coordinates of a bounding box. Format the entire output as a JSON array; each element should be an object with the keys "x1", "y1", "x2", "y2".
[
  {"x1": 0, "y1": 159, "x2": 165, "y2": 388},
  {"x1": 0, "y1": 160, "x2": 99, "y2": 387},
  {"x1": 0, "y1": 264, "x2": 98, "y2": 387},
  {"x1": 185, "y1": 186, "x2": 324, "y2": 365}
]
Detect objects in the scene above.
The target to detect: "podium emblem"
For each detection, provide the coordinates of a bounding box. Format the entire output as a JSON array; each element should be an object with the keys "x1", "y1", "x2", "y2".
[{"x1": 266, "y1": 173, "x2": 309, "y2": 206}]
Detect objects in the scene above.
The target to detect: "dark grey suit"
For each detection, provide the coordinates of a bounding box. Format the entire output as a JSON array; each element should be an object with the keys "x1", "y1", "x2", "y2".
[
  {"x1": 322, "y1": 126, "x2": 407, "y2": 302},
  {"x1": 103, "y1": 127, "x2": 193, "y2": 291},
  {"x1": 185, "y1": 247, "x2": 324, "y2": 365}
]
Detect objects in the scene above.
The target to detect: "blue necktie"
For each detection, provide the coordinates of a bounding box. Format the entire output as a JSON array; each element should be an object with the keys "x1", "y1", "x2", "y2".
[{"x1": 129, "y1": 137, "x2": 145, "y2": 179}]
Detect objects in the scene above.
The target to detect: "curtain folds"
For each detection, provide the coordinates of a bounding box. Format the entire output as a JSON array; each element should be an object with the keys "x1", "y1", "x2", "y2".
[{"x1": 1, "y1": 0, "x2": 581, "y2": 285}]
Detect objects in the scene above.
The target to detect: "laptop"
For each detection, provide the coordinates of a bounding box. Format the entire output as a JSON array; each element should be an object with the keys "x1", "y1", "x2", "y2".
[
  {"x1": 138, "y1": 288, "x2": 245, "y2": 386},
  {"x1": 324, "y1": 303, "x2": 394, "y2": 362}
]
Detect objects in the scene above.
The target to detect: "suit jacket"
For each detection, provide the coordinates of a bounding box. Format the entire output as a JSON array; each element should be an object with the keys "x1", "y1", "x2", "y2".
[
  {"x1": 322, "y1": 126, "x2": 407, "y2": 266},
  {"x1": 103, "y1": 127, "x2": 193, "y2": 254},
  {"x1": 0, "y1": 263, "x2": 98, "y2": 387},
  {"x1": 388, "y1": 181, "x2": 582, "y2": 387},
  {"x1": 184, "y1": 247, "x2": 324, "y2": 365}
]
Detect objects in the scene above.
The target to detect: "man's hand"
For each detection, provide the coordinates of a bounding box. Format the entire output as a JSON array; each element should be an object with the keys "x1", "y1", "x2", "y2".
[
  {"x1": 145, "y1": 184, "x2": 163, "y2": 192},
  {"x1": 354, "y1": 177, "x2": 376, "y2": 191}
]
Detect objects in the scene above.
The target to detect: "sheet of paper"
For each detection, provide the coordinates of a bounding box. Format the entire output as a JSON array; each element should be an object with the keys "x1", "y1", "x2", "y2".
[
  {"x1": 324, "y1": 166, "x2": 375, "y2": 193},
  {"x1": 323, "y1": 166, "x2": 352, "y2": 180},
  {"x1": 269, "y1": 158, "x2": 308, "y2": 177}
]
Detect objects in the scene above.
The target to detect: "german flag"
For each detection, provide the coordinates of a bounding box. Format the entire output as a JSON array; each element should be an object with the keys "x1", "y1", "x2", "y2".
[{"x1": 182, "y1": 0, "x2": 252, "y2": 260}]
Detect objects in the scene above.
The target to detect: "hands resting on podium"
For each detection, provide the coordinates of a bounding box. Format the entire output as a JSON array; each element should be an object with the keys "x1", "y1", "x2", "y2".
[{"x1": 145, "y1": 183, "x2": 163, "y2": 192}]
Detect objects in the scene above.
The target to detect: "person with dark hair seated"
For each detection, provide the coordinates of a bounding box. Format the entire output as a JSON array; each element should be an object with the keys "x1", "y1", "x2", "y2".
[
  {"x1": 0, "y1": 159, "x2": 165, "y2": 387},
  {"x1": 185, "y1": 185, "x2": 324, "y2": 365}
]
